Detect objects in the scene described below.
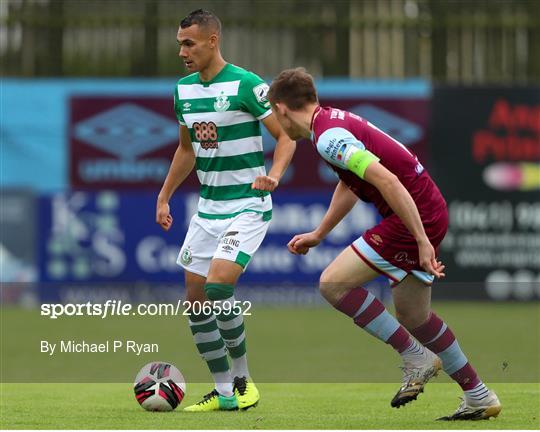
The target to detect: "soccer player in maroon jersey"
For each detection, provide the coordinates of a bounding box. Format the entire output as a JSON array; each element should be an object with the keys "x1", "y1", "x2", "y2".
[{"x1": 267, "y1": 68, "x2": 502, "y2": 420}]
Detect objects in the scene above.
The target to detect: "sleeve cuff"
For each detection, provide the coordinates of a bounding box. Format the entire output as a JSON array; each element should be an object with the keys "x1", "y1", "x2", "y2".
[{"x1": 256, "y1": 108, "x2": 273, "y2": 121}]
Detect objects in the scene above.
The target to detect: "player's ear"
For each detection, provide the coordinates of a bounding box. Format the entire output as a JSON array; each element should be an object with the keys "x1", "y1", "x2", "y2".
[
  {"x1": 208, "y1": 33, "x2": 218, "y2": 48},
  {"x1": 274, "y1": 102, "x2": 286, "y2": 117}
]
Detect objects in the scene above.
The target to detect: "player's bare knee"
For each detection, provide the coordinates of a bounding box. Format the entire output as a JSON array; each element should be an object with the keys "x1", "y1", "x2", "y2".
[
  {"x1": 409, "y1": 310, "x2": 431, "y2": 329},
  {"x1": 185, "y1": 288, "x2": 206, "y2": 305},
  {"x1": 319, "y1": 270, "x2": 333, "y2": 295},
  {"x1": 318, "y1": 282, "x2": 333, "y2": 303},
  {"x1": 207, "y1": 259, "x2": 242, "y2": 285},
  {"x1": 395, "y1": 309, "x2": 411, "y2": 328},
  {"x1": 394, "y1": 296, "x2": 430, "y2": 328},
  {"x1": 319, "y1": 270, "x2": 345, "y2": 304},
  {"x1": 184, "y1": 271, "x2": 207, "y2": 304},
  {"x1": 395, "y1": 307, "x2": 427, "y2": 330},
  {"x1": 319, "y1": 266, "x2": 352, "y2": 305},
  {"x1": 206, "y1": 267, "x2": 230, "y2": 284}
]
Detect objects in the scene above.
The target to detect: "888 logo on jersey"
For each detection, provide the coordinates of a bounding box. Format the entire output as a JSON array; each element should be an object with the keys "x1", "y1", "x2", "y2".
[{"x1": 193, "y1": 121, "x2": 218, "y2": 150}]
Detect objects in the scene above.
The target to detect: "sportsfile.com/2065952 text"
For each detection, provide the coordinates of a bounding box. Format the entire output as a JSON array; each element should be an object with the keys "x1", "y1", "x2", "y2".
[{"x1": 40, "y1": 300, "x2": 252, "y2": 319}]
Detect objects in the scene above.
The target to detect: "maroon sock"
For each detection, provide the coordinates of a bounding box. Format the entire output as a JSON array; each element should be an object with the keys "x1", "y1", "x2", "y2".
[
  {"x1": 335, "y1": 287, "x2": 413, "y2": 353},
  {"x1": 411, "y1": 312, "x2": 480, "y2": 390}
]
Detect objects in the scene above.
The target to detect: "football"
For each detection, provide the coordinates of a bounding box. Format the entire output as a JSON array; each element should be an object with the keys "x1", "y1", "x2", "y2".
[{"x1": 133, "y1": 362, "x2": 186, "y2": 411}]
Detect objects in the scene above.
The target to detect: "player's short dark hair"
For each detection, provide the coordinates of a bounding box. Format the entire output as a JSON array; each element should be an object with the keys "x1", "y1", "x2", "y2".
[
  {"x1": 180, "y1": 9, "x2": 221, "y2": 36},
  {"x1": 268, "y1": 67, "x2": 318, "y2": 111}
]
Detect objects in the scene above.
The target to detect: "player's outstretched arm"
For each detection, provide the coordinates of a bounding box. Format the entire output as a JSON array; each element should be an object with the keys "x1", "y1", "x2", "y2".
[
  {"x1": 363, "y1": 162, "x2": 445, "y2": 278},
  {"x1": 288, "y1": 181, "x2": 357, "y2": 255},
  {"x1": 251, "y1": 114, "x2": 296, "y2": 192},
  {"x1": 313, "y1": 180, "x2": 358, "y2": 240},
  {"x1": 156, "y1": 125, "x2": 195, "y2": 231}
]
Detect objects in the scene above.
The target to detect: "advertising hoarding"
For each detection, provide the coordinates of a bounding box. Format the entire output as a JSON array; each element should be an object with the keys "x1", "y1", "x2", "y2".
[{"x1": 431, "y1": 86, "x2": 540, "y2": 300}]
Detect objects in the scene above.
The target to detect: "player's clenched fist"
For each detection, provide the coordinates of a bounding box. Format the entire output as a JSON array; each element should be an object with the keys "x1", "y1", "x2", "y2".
[
  {"x1": 156, "y1": 201, "x2": 173, "y2": 231},
  {"x1": 251, "y1": 175, "x2": 279, "y2": 192},
  {"x1": 287, "y1": 231, "x2": 322, "y2": 255}
]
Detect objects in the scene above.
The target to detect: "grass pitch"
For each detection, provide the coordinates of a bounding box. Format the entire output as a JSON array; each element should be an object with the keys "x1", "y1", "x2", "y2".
[
  {"x1": 1, "y1": 383, "x2": 539, "y2": 429},
  {"x1": 1, "y1": 302, "x2": 539, "y2": 429}
]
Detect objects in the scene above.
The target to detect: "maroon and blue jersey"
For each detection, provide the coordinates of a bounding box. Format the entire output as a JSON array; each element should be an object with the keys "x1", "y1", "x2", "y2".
[{"x1": 311, "y1": 106, "x2": 447, "y2": 221}]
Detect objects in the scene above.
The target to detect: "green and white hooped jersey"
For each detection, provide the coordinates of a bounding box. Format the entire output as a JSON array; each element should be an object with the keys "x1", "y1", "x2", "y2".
[{"x1": 174, "y1": 63, "x2": 273, "y2": 221}]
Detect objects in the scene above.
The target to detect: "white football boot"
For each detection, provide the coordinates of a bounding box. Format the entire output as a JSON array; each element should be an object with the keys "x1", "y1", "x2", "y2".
[
  {"x1": 438, "y1": 390, "x2": 502, "y2": 420},
  {"x1": 391, "y1": 348, "x2": 442, "y2": 408}
]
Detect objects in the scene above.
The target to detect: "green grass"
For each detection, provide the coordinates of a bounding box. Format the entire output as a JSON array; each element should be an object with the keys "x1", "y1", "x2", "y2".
[
  {"x1": 2, "y1": 302, "x2": 539, "y2": 383},
  {"x1": 1, "y1": 302, "x2": 539, "y2": 428},
  {"x1": 1, "y1": 383, "x2": 539, "y2": 429}
]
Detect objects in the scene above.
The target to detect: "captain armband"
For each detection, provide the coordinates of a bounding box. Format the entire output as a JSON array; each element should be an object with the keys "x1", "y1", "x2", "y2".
[{"x1": 344, "y1": 147, "x2": 380, "y2": 179}]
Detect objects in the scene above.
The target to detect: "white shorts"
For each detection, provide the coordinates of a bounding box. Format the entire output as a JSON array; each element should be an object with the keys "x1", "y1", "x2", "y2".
[{"x1": 177, "y1": 212, "x2": 270, "y2": 278}]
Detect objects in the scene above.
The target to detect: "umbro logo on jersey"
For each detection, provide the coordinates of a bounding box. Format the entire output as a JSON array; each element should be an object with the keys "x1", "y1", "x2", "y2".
[{"x1": 183, "y1": 102, "x2": 191, "y2": 111}]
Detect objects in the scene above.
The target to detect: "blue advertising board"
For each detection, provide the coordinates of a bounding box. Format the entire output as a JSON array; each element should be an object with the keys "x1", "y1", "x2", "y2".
[{"x1": 38, "y1": 190, "x2": 378, "y2": 285}]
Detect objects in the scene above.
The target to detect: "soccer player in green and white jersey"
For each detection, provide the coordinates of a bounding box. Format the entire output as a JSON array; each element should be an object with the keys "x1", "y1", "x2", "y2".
[{"x1": 156, "y1": 9, "x2": 296, "y2": 412}]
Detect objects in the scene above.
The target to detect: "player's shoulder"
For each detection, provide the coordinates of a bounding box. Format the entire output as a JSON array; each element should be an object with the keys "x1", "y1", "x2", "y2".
[
  {"x1": 316, "y1": 126, "x2": 359, "y2": 155},
  {"x1": 314, "y1": 107, "x2": 347, "y2": 133},
  {"x1": 315, "y1": 107, "x2": 365, "y2": 134},
  {"x1": 177, "y1": 72, "x2": 199, "y2": 86},
  {"x1": 318, "y1": 106, "x2": 362, "y2": 121},
  {"x1": 314, "y1": 107, "x2": 366, "y2": 150},
  {"x1": 229, "y1": 65, "x2": 268, "y2": 101},
  {"x1": 226, "y1": 63, "x2": 264, "y2": 83},
  {"x1": 231, "y1": 65, "x2": 269, "y2": 105}
]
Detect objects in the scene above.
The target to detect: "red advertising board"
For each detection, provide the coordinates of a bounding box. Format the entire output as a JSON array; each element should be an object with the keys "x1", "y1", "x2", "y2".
[
  {"x1": 69, "y1": 95, "x2": 428, "y2": 190},
  {"x1": 69, "y1": 97, "x2": 195, "y2": 189}
]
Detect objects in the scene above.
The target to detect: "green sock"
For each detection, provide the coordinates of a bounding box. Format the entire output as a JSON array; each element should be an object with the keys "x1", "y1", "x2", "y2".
[
  {"x1": 188, "y1": 307, "x2": 233, "y2": 396},
  {"x1": 205, "y1": 283, "x2": 249, "y2": 378}
]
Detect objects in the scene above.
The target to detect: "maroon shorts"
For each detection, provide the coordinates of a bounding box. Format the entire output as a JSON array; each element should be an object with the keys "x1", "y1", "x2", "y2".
[{"x1": 351, "y1": 207, "x2": 449, "y2": 285}]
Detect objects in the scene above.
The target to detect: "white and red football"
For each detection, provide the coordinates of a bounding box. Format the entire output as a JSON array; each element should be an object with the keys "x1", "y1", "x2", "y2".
[{"x1": 133, "y1": 362, "x2": 186, "y2": 411}]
